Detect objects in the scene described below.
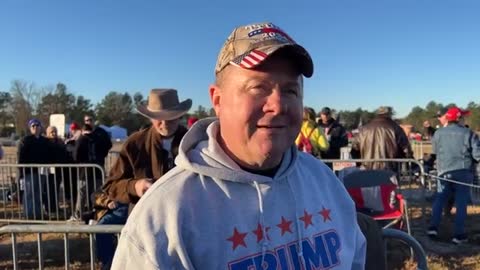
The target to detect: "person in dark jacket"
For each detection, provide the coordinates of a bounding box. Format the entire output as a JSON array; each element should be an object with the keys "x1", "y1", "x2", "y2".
[
  {"x1": 70, "y1": 124, "x2": 105, "y2": 221},
  {"x1": 351, "y1": 106, "x2": 412, "y2": 171},
  {"x1": 317, "y1": 107, "x2": 349, "y2": 163},
  {"x1": 84, "y1": 114, "x2": 112, "y2": 168},
  {"x1": 93, "y1": 88, "x2": 191, "y2": 270},
  {"x1": 17, "y1": 119, "x2": 52, "y2": 219},
  {"x1": 44, "y1": 126, "x2": 71, "y2": 214}
]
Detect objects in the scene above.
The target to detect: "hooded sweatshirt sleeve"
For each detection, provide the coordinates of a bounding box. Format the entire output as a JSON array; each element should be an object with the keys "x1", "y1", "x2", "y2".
[
  {"x1": 111, "y1": 170, "x2": 195, "y2": 270},
  {"x1": 111, "y1": 230, "x2": 161, "y2": 270}
]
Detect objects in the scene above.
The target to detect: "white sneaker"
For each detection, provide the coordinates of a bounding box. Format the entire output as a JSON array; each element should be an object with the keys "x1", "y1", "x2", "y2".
[
  {"x1": 67, "y1": 216, "x2": 81, "y2": 223},
  {"x1": 426, "y1": 229, "x2": 438, "y2": 238},
  {"x1": 88, "y1": 219, "x2": 98, "y2": 225},
  {"x1": 452, "y1": 237, "x2": 467, "y2": 245}
]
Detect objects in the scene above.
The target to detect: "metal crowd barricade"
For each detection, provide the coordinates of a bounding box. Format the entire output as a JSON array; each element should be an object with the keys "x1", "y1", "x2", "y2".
[
  {"x1": 0, "y1": 225, "x2": 429, "y2": 270},
  {"x1": 0, "y1": 164, "x2": 105, "y2": 223},
  {"x1": 410, "y1": 140, "x2": 433, "y2": 161},
  {"x1": 322, "y1": 158, "x2": 426, "y2": 188},
  {"x1": 423, "y1": 169, "x2": 480, "y2": 205},
  {"x1": 0, "y1": 224, "x2": 123, "y2": 270},
  {"x1": 104, "y1": 151, "x2": 120, "y2": 177},
  {"x1": 1, "y1": 153, "x2": 18, "y2": 164}
]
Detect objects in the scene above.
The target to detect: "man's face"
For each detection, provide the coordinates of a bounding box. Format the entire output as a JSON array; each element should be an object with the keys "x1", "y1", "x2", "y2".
[
  {"x1": 47, "y1": 128, "x2": 57, "y2": 138},
  {"x1": 320, "y1": 113, "x2": 330, "y2": 123},
  {"x1": 438, "y1": 115, "x2": 448, "y2": 127},
  {"x1": 210, "y1": 56, "x2": 303, "y2": 169},
  {"x1": 151, "y1": 118, "x2": 180, "y2": 137},
  {"x1": 84, "y1": 116, "x2": 94, "y2": 127},
  {"x1": 30, "y1": 123, "x2": 41, "y2": 136}
]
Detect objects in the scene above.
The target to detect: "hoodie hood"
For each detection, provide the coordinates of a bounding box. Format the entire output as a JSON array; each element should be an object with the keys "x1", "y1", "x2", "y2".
[{"x1": 175, "y1": 117, "x2": 298, "y2": 184}]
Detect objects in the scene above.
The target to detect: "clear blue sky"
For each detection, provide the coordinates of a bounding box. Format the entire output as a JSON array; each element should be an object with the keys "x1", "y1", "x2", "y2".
[{"x1": 1, "y1": 0, "x2": 479, "y2": 117}]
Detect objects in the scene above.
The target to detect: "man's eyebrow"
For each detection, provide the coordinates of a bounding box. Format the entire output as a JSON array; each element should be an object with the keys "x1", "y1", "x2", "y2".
[{"x1": 283, "y1": 81, "x2": 301, "y2": 88}]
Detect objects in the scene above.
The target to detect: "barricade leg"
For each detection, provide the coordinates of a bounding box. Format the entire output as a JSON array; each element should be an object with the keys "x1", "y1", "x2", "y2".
[{"x1": 74, "y1": 179, "x2": 87, "y2": 221}]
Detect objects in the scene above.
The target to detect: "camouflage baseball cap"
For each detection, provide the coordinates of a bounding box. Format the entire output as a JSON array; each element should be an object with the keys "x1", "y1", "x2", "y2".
[
  {"x1": 215, "y1": 22, "x2": 314, "y2": 77},
  {"x1": 376, "y1": 106, "x2": 393, "y2": 115}
]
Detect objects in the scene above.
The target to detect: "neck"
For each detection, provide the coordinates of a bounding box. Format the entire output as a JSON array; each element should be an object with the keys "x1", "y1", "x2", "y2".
[{"x1": 217, "y1": 133, "x2": 282, "y2": 171}]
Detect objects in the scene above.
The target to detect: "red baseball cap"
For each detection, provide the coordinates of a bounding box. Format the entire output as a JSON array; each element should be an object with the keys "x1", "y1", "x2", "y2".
[
  {"x1": 445, "y1": 107, "x2": 471, "y2": 121},
  {"x1": 70, "y1": 122, "x2": 79, "y2": 130},
  {"x1": 187, "y1": 117, "x2": 199, "y2": 128}
]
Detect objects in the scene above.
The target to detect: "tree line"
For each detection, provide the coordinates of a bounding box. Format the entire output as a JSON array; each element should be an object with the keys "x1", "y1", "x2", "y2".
[
  {"x1": 1, "y1": 79, "x2": 478, "y2": 137},
  {"x1": 0, "y1": 80, "x2": 218, "y2": 137}
]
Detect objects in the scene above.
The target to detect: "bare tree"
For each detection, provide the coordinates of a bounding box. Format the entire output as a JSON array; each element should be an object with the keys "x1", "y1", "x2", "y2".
[{"x1": 10, "y1": 80, "x2": 47, "y2": 135}]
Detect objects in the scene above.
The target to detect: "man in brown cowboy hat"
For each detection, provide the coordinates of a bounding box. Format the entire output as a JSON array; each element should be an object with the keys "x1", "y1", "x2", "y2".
[{"x1": 93, "y1": 88, "x2": 191, "y2": 270}]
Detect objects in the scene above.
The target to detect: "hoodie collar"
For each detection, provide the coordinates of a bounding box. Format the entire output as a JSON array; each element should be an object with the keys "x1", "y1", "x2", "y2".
[{"x1": 175, "y1": 118, "x2": 298, "y2": 184}]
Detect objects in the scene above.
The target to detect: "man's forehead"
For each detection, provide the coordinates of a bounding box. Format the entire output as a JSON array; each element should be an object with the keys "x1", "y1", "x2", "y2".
[{"x1": 242, "y1": 71, "x2": 302, "y2": 86}]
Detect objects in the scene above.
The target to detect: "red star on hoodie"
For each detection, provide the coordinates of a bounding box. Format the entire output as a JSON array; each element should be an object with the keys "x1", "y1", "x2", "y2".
[
  {"x1": 319, "y1": 207, "x2": 332, "y2": 222},
  {"x1": 299, "y1": 209, "x2": 314, "y2": 228},
  {"x1": 227, "y1": 227, "x2": 248, "y2": 250},
  {"x1": 252, "y1": 223, "x2": 271, "y2": 242},
  {"x1": 277, "y1": 216, "x2": 293, "y2": 236}
]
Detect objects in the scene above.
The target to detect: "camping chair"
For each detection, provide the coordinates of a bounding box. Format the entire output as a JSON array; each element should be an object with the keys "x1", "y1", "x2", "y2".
[{"x1": 343, "y1": 169, "x2": 411, "y2": 235}]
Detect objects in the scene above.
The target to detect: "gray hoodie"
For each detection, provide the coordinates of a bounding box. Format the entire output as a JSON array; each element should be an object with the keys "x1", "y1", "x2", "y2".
[{"x1": 112, "y1": 118, "x2": 366, "y2": 270}]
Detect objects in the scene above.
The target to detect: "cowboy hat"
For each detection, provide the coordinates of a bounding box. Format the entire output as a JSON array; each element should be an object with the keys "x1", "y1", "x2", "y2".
[{"x1": 136, "y1": 89, "x2": 192, "y2": 121}]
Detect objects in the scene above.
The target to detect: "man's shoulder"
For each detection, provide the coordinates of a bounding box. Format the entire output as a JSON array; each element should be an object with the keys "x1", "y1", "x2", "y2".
[
  {"x1": 123, "y1": 128, "x2": 149, "y2": 147},
  {"x1": 94, "y1": 126, "x2": 109, "y2": 134},
  {"x1": 296, "y1": 152, "x2": 334, "y2": 174},
  {"x1": 131, "y1": 127, "x2": 151, "y2": 139},
  {"x1": 135, "y1": 168, "x2": 197, "y2": 207},
  {"x1": 439, "y1": 124, "x2": 468, "y2": 134},
  {"x1": 19, "y1": 136, "x2": 31, "y2": 145},
  {"x1": 295, "y1": 153, "x2": 349, "y2": 193}
]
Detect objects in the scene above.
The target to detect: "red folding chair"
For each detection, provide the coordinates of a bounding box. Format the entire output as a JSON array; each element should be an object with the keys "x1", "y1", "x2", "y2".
[{"x1": 343, "y1": 169, "x2": 411, "y2": 235}]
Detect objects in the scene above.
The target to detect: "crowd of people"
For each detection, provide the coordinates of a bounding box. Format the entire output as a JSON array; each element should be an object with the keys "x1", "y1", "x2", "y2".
[
  {"x1": 16, "y1": 115, "x2": 112, "y2": 220},
  {"x1": 11, "y1": 21, "x2": 480, "y2": 270}
]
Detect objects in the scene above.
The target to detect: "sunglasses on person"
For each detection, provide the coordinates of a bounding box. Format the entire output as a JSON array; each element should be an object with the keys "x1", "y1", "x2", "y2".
[
  {"x1": 84, "y1": 118, "x2": 92, "y2": 122},
  {"x1": 31, "y1": 124, "x2": 40, "y2": 128}
]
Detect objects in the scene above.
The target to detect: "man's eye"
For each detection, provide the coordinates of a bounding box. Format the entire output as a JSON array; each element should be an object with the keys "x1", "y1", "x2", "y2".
[
  {"x1": 250, "y1": 86, "x2": 268, "y2": 94},
  {"x1": 285, "y1": 88, "x2": 298, "y2": 96}
]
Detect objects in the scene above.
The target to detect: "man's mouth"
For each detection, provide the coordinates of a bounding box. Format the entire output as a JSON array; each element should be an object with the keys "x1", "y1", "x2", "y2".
[{"x1": 257, "y1": 125, "x2": 286, "y2": 129}]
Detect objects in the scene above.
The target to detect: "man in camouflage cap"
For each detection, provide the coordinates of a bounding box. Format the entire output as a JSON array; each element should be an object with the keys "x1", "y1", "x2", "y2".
[{"x1": 112, "y1": 22, "x2": 366, "y2": 269}]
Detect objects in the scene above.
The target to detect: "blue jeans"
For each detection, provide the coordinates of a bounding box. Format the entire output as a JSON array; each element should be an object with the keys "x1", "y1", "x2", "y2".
[
  {"x1": 430, "y1": 169, "x2": 473, "y2": 236},
  {"x1": 23, "y1": 174, "x2": 46, "y2": 220},
  {"x1": 96, "y1": 204, "x2": 128, "y2": 270}
]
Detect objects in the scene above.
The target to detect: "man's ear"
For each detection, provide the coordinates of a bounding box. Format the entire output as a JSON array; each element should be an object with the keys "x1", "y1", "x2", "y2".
[{"x1": 209, "y1": 84, "x2": 221, "y2": 116}]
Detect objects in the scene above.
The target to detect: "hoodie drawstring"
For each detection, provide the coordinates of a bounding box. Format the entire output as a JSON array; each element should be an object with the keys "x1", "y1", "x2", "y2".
[
  {"x1": 253, "y1": 176, "x2": 304, "y2": 266},
  {"x1": 253, "y1": 181, "x2": 269, "y2": 265},
  {"x1": 286, "y1": 176, "x2": 305, "y2": 265}
]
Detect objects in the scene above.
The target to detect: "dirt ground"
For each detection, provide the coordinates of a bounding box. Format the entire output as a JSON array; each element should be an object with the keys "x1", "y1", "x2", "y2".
[{"x1": 392, "y1": 188, "x2": 480, "y2": 270}]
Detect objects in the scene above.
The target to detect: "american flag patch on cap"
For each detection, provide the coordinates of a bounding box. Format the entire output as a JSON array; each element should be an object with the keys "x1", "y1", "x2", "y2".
[{"x1": 230, "y1": 50, "x2": 268, "y2": 69}]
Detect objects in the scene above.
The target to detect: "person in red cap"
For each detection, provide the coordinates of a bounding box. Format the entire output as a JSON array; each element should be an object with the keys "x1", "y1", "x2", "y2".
[
  {"x1": 65, "y1": 122, "x2": 81, "y2": 145},
  {"x1": 427, "y1": 106, "x2": 480, "y2": 244}
]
